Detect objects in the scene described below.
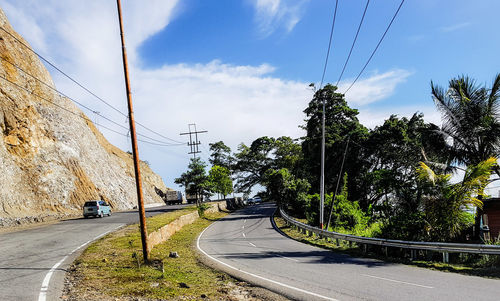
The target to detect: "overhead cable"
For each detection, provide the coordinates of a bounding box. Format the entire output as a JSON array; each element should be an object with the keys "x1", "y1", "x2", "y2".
[
  {"x1": 0, "y1": 55, "x2": 180, "y2": 145},
  {"x1": 343, "y1": 0, "x2": 405, "y2": 94},
  {"x1": 0, "y1": 73, "x2": 183, "y2": 147},
  {"x1": 335, "y1": 0, "x2": 370, "y2": 87},
  {"x1": 0, "y1": 25, "x2": 184, "y2": 144},
  {"x1": 319, "y1": 0, "x2": 339, "y2": 90}
]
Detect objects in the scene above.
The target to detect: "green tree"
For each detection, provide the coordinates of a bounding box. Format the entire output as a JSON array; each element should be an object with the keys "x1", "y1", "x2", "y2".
[
  {"x1": 431, "y1": 74, "x2": 500, "y2": 169},
  {"x1": 233, "y1": 136, "x2": 276, "y2": 193},
  {"x1": 302, "y1": 84, "x2": 368, "y2": 207},
  {"x1": 416, "y1": 157, "x2": 497, "y2": 241},
  {"x1": 431, "y1": 74, "x2": 500, "y2": 238},
  {"x1": 233, "y1": 136, "x2": 303, "y2": 194},
  {"x1": 263, "y1": 168, "x2": 310, "y2": 216},
  {"x1": 208, "y1": 165, "x2": 233, "y2": 200},
  {"x1": 209, "y1": 141, "x2": 233, "y2": 171},
  {"x1": 361, "y1": 113, "x2": 447, "y2": 213},
  {"x1": 174, "y1": 157, "x2": 210, "y2": 206}
]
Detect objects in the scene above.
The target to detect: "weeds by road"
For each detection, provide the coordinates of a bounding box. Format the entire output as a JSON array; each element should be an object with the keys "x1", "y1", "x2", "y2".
[
  {"x1": 64, "y1": 209, "x2": 286, "y2": 300},
  {"x1": 274, "y1": 215, "x2": 500, "y2": 279}
]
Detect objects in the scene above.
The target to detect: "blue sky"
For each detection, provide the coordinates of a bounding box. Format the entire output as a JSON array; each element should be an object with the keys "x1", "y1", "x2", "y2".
[
  {"x1": 138, "y1": 0, "x2": 500, "y2": 109},
  {"x1": 1, "y1": 0, "x2": 500, "y2": 195}
]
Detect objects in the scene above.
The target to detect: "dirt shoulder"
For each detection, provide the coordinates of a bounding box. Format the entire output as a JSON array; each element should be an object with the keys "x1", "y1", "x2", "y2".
[{"x1": 63, "y1": 210, "x2": 290, "y2": 300}]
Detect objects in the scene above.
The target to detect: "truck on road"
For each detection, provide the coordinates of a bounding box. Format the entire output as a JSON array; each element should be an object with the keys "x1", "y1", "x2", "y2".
[{"x1": 164, "y1": 191, "x2": 185, "y2": 205}]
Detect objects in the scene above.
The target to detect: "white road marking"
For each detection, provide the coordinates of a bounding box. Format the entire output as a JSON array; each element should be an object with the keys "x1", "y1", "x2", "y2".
[
  {"x1": 248, "y1": 242, "x2": 257, "y2": 247},
  {"x1": 198, "y1": 223, "x2": 339, "y2": 301},
  {"x1": 275, "y1": 254, "x2": 299, "y2": 262},
  {"x1": 244, "y1": 219, "x2": 247, "y2": 224},
  {"x1": 242, "y1": 232, "x2": 246, "y2": 238},
  {"x1": 242, "y1": 225, "x2": 245, "y2": 229},
  {"x1": 361, "y1": 274, "x2": 434, "y2": 289},
  {"x1": 38, "y1": 226, "x2": 121, "y2": 301}
]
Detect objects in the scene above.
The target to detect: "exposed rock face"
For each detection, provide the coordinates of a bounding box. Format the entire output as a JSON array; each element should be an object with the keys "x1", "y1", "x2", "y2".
[{"x1": 0, "y1": 8, "x2": 168, "y2": 226}]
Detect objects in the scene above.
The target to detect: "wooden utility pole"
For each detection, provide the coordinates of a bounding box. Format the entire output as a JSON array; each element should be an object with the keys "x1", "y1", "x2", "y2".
[{"x1": 116, "y1": 0, "x2": 149, "y2": 262}]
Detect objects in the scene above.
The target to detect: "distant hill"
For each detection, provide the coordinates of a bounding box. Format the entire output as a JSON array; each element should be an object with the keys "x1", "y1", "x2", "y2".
[{"x1": 0, "y1": 8, "x2": 169, "y2": 227}]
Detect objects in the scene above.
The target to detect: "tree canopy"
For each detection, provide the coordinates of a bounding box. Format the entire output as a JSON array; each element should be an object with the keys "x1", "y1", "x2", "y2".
[
  {"x1": 174, "y1": 157, "x2": 210, "y2": 205},
  {"x1": 208, "y1": 165, "x2": 233, "y2": 199}
]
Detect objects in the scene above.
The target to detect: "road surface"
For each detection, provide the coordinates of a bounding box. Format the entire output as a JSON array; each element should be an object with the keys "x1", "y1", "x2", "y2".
[
  {"x1": 0, "y1": 204, "x2": 189, "y2": 301},
  {"x1": 198, "y1": 202, "x2": 500, "y2": 301}
]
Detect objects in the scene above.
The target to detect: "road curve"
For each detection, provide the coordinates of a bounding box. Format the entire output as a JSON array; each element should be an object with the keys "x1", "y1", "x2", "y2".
[
  {"x1": 198, "y1": 203, "x2": 500, "y2": 301},
  {"x1": 0, "y1": 204, "x2": 189, "y2": 301}
]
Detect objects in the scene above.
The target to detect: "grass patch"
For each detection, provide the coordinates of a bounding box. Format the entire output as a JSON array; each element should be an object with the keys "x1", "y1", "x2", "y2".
[
  {"x1": 68, "y1": 209, "x2": 239, "y2": 300},
  {"x1": 146, "y1": 205, "x2": 197, "y2": 233},
  {"x1": 274, "y1": 215, "x2": 500, "y2": 279}
]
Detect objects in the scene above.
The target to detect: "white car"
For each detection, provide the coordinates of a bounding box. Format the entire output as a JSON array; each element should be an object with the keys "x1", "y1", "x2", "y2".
[{"x1": 253, "y1": 197, "x2": 262, "y2": 204}]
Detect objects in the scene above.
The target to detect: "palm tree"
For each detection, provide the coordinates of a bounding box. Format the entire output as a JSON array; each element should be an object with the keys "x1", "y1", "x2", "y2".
[
  {"x1": 431, "y1": 74, "x2": 500, "y2": 239},
  {"x1": 431, "y1": 74, "x2": 500, "y2": 170},
  {"x1": 417, "y1": 157, "x2": 496, "y2": 241}
]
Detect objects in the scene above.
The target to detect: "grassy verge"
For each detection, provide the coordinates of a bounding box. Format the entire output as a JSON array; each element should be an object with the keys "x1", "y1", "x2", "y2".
[
  {"x1": 146, "y1": 206, "x2": 197, "y2": 233},
  {"x1": 66, "y1": 210, "x2": 245, "y2": 300},
  {"x1": 274, "y1": 215, "x2": 500, "y2": 279}
]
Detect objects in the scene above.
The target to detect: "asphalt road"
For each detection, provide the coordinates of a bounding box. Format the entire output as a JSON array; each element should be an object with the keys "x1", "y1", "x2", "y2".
[
  {"x1": 0, "y1": 204, "x2": 189, "y2": 301},
  {"x1": 198, "y1": 203, "x2": 500, "y2": 301}
]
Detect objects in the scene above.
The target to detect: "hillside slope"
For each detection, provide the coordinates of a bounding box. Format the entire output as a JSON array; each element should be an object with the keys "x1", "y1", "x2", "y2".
[{"x1": 0, "y1": 8, "x2": 169, "y2": 226}]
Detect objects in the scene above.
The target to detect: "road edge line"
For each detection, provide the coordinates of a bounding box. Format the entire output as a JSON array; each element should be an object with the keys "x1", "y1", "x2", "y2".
[
  {"x1": 38, "y1": 225, "x2": 121, "y2": 301},
  {"x1": 196, "y1": 216, "x2": 340, "y2": 301}
]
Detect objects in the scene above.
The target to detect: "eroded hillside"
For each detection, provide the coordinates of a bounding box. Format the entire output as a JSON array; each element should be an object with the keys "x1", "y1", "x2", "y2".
[{"x1": 0, "y1": 8, "x2": 169, "y2": 226}]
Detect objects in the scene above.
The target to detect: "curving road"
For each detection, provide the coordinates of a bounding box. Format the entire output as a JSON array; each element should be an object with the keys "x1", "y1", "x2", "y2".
[
  {"x1": 0, "y1": 204, "x2": 189, "y2": 301},
  {"x1": 198, "y1": 203, "x2": 500, "y2": 301}
]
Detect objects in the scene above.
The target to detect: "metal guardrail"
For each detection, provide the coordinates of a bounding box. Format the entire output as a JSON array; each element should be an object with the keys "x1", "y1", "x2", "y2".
[{"x1": 279, "y1": 208, "x2": 500, "y2": 261}]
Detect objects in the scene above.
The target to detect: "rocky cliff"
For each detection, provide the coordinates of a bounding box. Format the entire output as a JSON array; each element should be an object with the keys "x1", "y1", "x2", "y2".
[{"x1": 0, "y1": 8, "x2": 169, "y2": 226}]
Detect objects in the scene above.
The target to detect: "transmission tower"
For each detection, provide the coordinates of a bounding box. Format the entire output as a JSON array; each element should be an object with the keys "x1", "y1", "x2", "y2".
[{"x1": 180, "y1": 123, "x2": 207, "y2": 158}]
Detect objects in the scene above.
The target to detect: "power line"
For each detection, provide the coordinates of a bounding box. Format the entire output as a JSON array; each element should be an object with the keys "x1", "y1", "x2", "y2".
[
  {"x1": 97, "y1": 121, "x2": 182, "y2": 147},
  {"x1": 0, "y1": 73, "x2": 182, "y2": 147},
  {"x1": 343, "y1": 0, "x2": 405, "y2": 94},
  {"x1": 335, "y1": 0, "x2": 370, "y2": 87},
  {"x1": 0, "y1": 25, "x2": 184, "y2": 144},
  {"x1": 0, "y1": 54, "x2": 180, "y2": 146},
  {"x1": 319, "y1": 0, "x2": 339, "y2": 90}
]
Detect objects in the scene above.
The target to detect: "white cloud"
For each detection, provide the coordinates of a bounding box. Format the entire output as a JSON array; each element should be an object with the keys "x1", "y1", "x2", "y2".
[
  {"x1": 0, "y1": 1, "x2": 413, "y2": 193},
  {"x1": 0, "y1": 0, "x2": 312, "y2": 190},
  {"x1": 252, "y1": 0, "x2": 308, "y2": 37},
  {"x1": 339, "y1": 69, "x2": 413, "y2": 106},
  {"x1": 440, "y1": 22, "x2": 471, "y2": 33},
  {"x1": 357, "y1": 105, "x2": 441, "y2": 130}
]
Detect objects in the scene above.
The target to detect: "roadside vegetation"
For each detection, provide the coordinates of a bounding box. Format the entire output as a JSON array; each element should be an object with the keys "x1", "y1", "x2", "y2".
[
  {"x1": 274, "y1": 215, "x2": 500, "y2": 278},
  {"x1": 181, "y1": 75, "x2": 500, "y2": 269},
  {"x1": 65, "y1": 209, "x2": 258, "y2": 300}
]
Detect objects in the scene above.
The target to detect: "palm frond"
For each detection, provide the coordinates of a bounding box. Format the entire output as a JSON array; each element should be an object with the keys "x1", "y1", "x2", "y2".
[{"x1": 417, "y1": 161, "x2": 437, "y2": 185}]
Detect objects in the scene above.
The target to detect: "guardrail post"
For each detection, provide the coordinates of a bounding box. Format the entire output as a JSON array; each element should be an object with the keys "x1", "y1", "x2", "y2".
[
  {"x1": 336, "y1": 239, "x2": 339, "y2": 247},
  {"x1": 363, "y1": 244, "x2": 367, "y2": 254},
  {"x1": 442, "y1": 252, "x2": 449, "y2": 263},
  {"x1": 384, "y1": 246, "x2": 388, "y2": 257},
  {"x1": 410, "y1": 249, "x2": 417, "y2": 261}
]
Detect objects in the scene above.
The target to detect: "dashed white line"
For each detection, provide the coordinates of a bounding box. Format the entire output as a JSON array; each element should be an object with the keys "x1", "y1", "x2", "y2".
[
  {"x1": 361, "y1": 274, "x2": 434, "y2": 289},
  {"x1": 275, "y1": 254, "x2": 299, "y2": 262},
  {"x1": 242, "y1": 232, "x2": 246, "y2": 238},
  {"x1": 197, "y1": 223, "x2": 339, "y2": 301},
  {"x1": 38, "y1": 225, "x2": 121, "y2": 301},
  {"x1": 248, "y1": 242, "x2": 257, "y2": 247}
]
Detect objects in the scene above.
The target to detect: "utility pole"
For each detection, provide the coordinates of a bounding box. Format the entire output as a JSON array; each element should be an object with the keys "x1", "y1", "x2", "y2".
[
  {"x1": 180, "y1": 123, "x2": 207, "y2": 158},
  {"x1": 320, "y1": 91, "x2": 326, "y2": 230},
  {"x1": 116, "y1": 0, "x2": 149, "y2": 262}
]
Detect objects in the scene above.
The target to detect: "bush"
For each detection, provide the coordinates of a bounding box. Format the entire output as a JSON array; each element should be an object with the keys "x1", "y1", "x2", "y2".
[{"x1": 197, "y1": 203, "x2": 210, "y2": 217}]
